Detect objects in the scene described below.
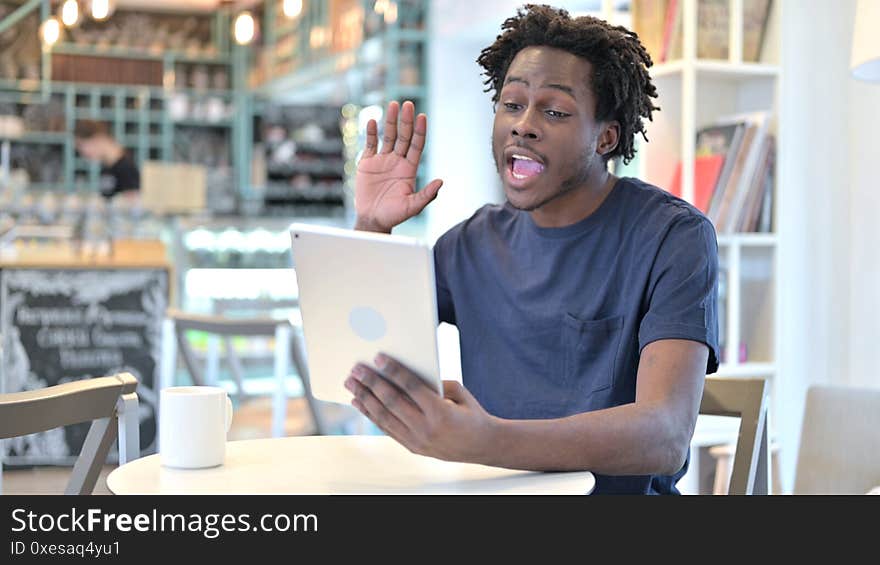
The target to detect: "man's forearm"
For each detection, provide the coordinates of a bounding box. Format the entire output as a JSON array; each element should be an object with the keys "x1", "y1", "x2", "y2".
[{"x1": 481, "y1": 402, "x2": 689, "y2": 476}]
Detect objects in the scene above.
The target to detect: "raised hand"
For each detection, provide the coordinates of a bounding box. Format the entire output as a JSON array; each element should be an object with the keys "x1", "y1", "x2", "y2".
[{"x1": 355, "y1": 100, "x2": 443, "y2": 233}]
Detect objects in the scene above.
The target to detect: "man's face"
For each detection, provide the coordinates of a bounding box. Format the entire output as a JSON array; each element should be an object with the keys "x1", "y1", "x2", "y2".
[{"x1": 492, "y1": 46, "x2": 605, "y2": 212}]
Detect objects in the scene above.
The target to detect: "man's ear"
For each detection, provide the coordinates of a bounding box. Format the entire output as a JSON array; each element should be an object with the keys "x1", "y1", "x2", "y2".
[{"x1": 597, "y1": 121, "x2": 620, "y2": 157}]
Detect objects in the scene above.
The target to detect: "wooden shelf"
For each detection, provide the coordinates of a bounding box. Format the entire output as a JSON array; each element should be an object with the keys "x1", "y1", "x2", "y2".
[
  {"x1": 52, "y1": 43, "x2": 230, "y2": 65},
  {"x1": 0, "y1": 239, "x2": 170, "y2": 270}
]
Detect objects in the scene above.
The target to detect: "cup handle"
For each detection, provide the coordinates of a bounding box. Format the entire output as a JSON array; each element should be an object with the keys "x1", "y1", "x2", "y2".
[{"x1": 225, "y1": 395, "x2": 234, "y2": 434}]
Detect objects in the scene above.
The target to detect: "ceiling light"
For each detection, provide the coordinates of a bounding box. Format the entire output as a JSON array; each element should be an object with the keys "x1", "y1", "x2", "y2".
[
  {"x1": 60, "y1": 0, "x2": 80, "y2": 28},
  {"x1": 40, "y1": 17, "x2": 62, "y2": 46},
  {"x1": 233, "y1": 11, "x2": 256, "y2": 45},
  {"x1": 90, "y1": 0, "x2": 114, "y2": 22},
  {"x1": 283, "y1": 0, "x2": 303, "y2": 19}
]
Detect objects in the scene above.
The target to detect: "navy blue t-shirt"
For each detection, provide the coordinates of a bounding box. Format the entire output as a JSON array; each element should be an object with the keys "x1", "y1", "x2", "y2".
[{"x1": 433, "y1": 177, "x2": 719, "y2": 494}]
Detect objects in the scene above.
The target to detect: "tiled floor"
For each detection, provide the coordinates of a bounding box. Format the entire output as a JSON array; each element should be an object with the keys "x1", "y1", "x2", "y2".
[{"x1": 2, "y1": 396, "x2": 361, "y2": 495}]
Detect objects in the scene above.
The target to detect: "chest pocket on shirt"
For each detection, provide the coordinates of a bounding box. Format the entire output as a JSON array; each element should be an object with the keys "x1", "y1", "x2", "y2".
[{"x1": 563, "y1": 313, "x2": 624, "y2": 397}]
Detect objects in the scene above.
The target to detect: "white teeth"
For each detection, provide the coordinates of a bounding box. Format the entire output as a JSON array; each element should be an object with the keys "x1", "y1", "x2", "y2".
[
  {"x1": 511, "y1": 154, "x2": 534, "y2": 161},
  {"x1": 512, "y1": 172, "x2": 527, "y2": 179}
]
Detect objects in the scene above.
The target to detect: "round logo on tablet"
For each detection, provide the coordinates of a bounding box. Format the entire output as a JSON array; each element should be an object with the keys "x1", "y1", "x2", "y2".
[{"x1": 348, "y1": 306, "x2": 387, "y2": 341}]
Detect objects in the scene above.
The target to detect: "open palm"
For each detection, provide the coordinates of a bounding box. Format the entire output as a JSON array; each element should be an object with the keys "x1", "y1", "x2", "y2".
[{"x1": 355, "y1": 101, "x2": 443, "y2": 233}]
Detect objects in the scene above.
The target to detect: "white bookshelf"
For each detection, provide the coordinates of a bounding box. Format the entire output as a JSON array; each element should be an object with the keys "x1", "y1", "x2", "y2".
[
  {"x1": 717, "y1": 232, "x2": 777, "y2": 247},
  {"x1": 717, "y1": 361, "x2": 775, "y2": 377},
  {"x1": 651, "y1": 60, "x2": 779, "y2": 79},
  {"x1": 604, "y1": 0, "x2": 783, "y2": 493}
]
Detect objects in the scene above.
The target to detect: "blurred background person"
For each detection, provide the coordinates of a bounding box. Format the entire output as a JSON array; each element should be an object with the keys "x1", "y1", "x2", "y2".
[{"x1": 73, "y1": 120, "x2": 140, "y2": 200}]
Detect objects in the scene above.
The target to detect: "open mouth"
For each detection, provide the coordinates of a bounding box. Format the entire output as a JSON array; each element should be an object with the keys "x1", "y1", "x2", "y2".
[{"x1": 506, "y1": 153, "x2": 546, "y2": 181}]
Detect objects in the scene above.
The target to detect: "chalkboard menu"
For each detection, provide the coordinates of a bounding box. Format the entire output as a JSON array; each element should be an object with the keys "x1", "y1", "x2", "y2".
[{"x1": 1, "y1": 268, "x2": 167, "y2": 464}]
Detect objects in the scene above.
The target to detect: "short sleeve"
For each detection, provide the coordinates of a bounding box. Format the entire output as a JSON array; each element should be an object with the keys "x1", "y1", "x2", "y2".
[
  {"x1": 433, "y1": 232, "x2": 456, "y2": 326},
  {"x1": 638, "y1": 214, "x2": 720, "y2": 374}
]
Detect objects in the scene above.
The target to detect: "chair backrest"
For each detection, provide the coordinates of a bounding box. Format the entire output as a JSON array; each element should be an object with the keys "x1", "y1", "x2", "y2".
[
  {"x1": 165, "y1": 307, "x2": 288, "y2": 389},
  {"x1": 167, "y1": 308, "x2": 285, "y2": 336},
  {"x1": 213, "y1": 298, "x2": 299, "y2": 315},
  {"x1": 0, "y1": 373, "x2": 140, "y2": 495},
  {"x1": 699, "y1": 377, "x2": 770, "y2": 495},
  {"x1": 794, "y1": 385, "x2": 880, "y2": 494},
  {"x1": 164, "y1": 308, "x2": 328, "y2": 435}
]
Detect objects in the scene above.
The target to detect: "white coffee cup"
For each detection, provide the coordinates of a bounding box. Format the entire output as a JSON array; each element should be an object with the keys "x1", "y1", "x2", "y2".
[{"x1": 160, "y1": 386, "x2": 233, "y2": 469}]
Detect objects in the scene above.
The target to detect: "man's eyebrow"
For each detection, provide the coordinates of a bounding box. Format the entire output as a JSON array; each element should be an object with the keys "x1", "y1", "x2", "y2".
[
  {"x1": 543, "y1": 83, "x2": 577, "y2": 99},
  {"x1": 502, "y1": 77, "x2": 577, "y2": 100},
  {"x1": 504, "y1": 76, "x2": 529, "y2": 86}
]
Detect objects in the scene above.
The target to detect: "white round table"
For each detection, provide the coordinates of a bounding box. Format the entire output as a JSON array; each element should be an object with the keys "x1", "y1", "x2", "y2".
[{"x1": 107, "y1": 435, "x2": 595, "y2": 495}]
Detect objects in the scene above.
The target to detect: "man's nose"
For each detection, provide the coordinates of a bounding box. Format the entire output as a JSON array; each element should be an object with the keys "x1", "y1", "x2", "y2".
[{"x1": 512, "y1": 108, "x2": 541, "y2": 140}]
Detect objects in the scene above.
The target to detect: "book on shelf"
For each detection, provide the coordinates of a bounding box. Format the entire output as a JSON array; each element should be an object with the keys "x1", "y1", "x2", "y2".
[
  {"x1": 708, "y1": 123, "x2": 754, "y2": 225},
  {"x1": 697, "y1": 0, "x2": 729, "y2": 60},
  {"x1": 631, "y1": 0, "x2": 670, "y2": 64},
  {"x1": 706, "y1": 120, "x2": 747, "y2": 217},
  {"x1": 668, "y1": 154, "x2": 724, "y2": 213},
  {"x1": 743, "y1": 0, "x2": 774, "y2": 62},
  {"x1": 756, "y1": 159, "x2": 774, "y2": 233},
  {"x1": 668, "y1": 121, "x2": 741, "y2": 214},
  {"x1": 736, "y1": 135, "x2": 775, "y2": 232},
  {"x1": 659, "y1": 0, "x2": 681, "y2": 63},
  {"x1": 637, "y1": 0, "x2": 773, "y2": 63},
  {"x1": 708, "y1": 111, "x2": 774, "y2": 234}
]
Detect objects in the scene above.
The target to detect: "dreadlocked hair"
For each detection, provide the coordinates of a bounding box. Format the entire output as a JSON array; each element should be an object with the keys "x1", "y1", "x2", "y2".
[{"x1": 476, "y1": 4, "x2": 659, "y2": 165}]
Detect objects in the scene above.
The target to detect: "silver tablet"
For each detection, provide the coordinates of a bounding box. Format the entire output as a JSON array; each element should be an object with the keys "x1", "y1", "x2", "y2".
[{"x1": 289, "y1": 223, "x2": 442, "y2": 404}]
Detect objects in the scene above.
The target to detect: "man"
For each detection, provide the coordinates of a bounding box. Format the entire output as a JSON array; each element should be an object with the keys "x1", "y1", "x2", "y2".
[
  {"x1": 73, "y1": 120, "x2": 140, "y2": 199},
  {"x1": 346, "y1": 4, "x2": 719, "y2": 494}
]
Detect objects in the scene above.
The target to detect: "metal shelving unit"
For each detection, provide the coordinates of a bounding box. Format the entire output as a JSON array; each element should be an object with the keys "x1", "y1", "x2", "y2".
[
  {"x1": 0, "y1": 5, "x2": 242, "y2": 200},
  {"x1": 248, "y1": 0, "x2": 429, "y2": 216},
  {"x1": 254, "y1": 0, "x2": 428, "y2": 108}
]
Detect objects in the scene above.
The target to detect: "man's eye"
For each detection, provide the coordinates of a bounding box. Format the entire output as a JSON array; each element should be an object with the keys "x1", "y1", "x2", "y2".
[
  {"x1": 503, "y1": 102, "x2": 521, "y2": 111},
  {"x1": 546, "y1": 110, "x2": 570, "y2": 118}
]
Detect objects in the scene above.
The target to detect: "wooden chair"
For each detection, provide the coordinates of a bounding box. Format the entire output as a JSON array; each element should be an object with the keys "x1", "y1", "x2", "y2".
[
  {"x1": 699, "y1": 377, "x2": 771, "y2": 495},
  {"x1": 0, "y1": 372, "x2": 140, "y2": 495},
  {"x1": 793, "y1": 385, "x2": 880, "y2": 494},
  {"x1": 161, "y1": 308, "x2": 327, "y2": 437}
]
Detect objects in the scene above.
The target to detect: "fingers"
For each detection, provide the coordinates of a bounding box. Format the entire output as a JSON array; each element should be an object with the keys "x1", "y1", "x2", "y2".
[
  {"x1": 374, "y1": 353, "x2": 442, "y2": 414},
  {"x1": 362, "y1": 118, "x2": 378, "y2": 159},
  {"x1": 346, "y1": 375, "x2": 412, "y2": 441},
  {"x1": 350, "y1": 397, "x2": 410, "y2": 446},
  {"x1": 442, "y1": 380, "x2": 467, "y2": 402},
  {"x1": 419, "y1": 179, "x2": 443, "y2": 203},
  {"x1": 379, "y1": 101, "x2": 399, "y2": 154},
  {"x1": 349, "y1": 363, "x2": 424, "y2": 426},
  {"x1": 406, "y1": 179, "x2": 443, "y2": 216},
  {"x1": 393, "y1": 101, "x2": 415, "y2": 157},
  {"x1": 406, "y1": 113, "x2": 428, "y2": 165}
]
